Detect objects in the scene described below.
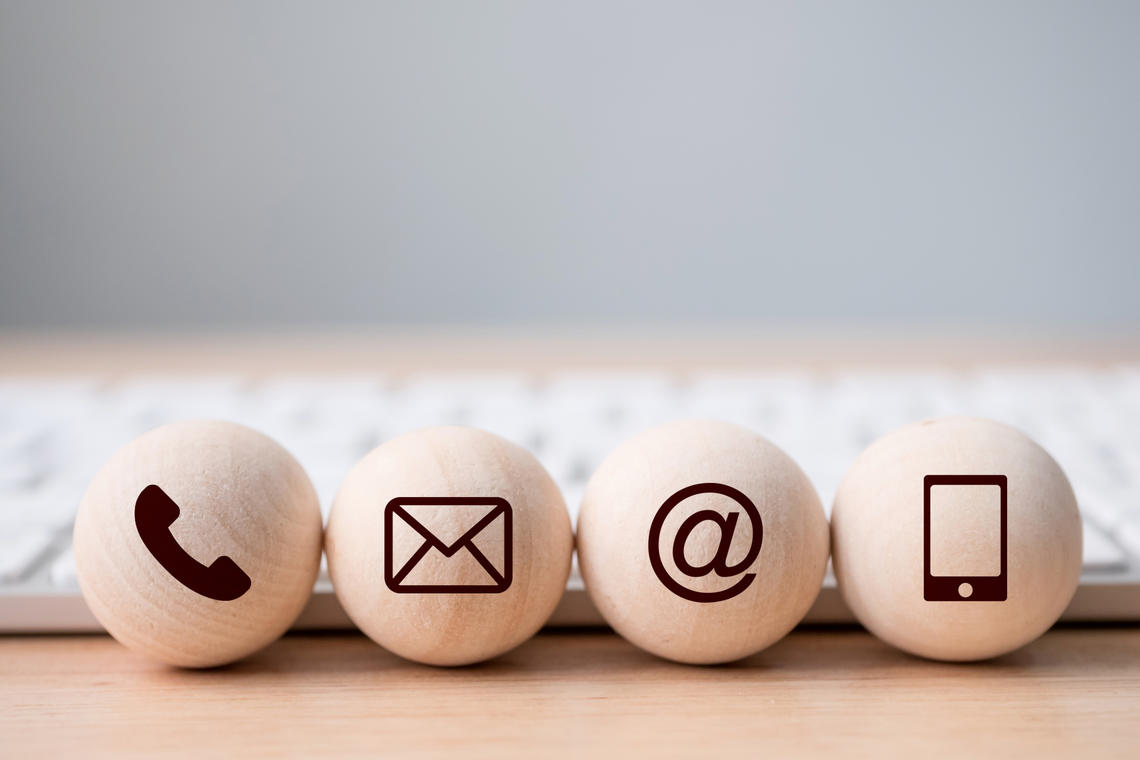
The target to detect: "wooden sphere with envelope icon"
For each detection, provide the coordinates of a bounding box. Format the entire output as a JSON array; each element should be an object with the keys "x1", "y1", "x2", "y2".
[
  {"x1": 325, "y1": 426, "x2": 574, "y2": 666},
  {"x1": 73, "y1": 420, "x2": 324, "y2": 667},
  {"x1": 576, "y1": 420, "x2": 830, "y2": 665},
  {"x1": 830, "y1": 417, "x2": 1082, "y2": 661}
]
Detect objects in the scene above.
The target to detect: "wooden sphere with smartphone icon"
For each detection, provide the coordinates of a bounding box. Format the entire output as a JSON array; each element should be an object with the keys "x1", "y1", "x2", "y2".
[
  {"x1": 830, "y1": 417, "x2": 1082, "y2": 661},
  {"x1": 73, "y1": 420, "x2": 323, "y2": 667},
  {"x1": 324, "y1": 426, "x2": 573, "y2": 666},
  {"x1": 576, "y1": 420, "x2": 830, "y2": 665}
]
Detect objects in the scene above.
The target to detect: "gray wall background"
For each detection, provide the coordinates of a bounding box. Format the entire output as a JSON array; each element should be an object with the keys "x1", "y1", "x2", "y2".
[{"x1": 1, "y1": 1, "x2": 1138, "y2": 328}]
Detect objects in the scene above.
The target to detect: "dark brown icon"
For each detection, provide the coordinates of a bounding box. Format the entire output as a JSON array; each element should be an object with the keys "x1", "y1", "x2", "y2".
[
  {"x1": 647, "y1": 483, "x2": 763, "y2": 603},
  {"x1": 134, "y1": 484, "x2": 252, "y2": 602},
  {"x1": 924, "y1": 474, "x2": 1007, "y2": 602},
  {"x1": 384, "y1": 497, "x2": 513, "y2": 594}
]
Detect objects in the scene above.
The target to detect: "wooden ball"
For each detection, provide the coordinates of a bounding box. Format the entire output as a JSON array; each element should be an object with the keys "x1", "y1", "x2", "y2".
[
  {"x1": 577, "y1": 420, "x2": 830, "y2": 664},
  {"x1": 831, "y1": 417, "x2": 1082, "y2": 661},
  {"x1": 74, "y1": 421, "x2": 323, "y2": 667},
  {"x1": 325, "y1": 426, "x2": 573, "y2": 666}
]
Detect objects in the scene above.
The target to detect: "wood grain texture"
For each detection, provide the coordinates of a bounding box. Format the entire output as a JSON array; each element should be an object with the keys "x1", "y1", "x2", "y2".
[
  {"x1": 2, "y1": 628, "x2": 1139, "y2": 758},
  {"x1": 832, "y1": 418, "x2": 1082, "y2": 661},
  {"x1": 74, "y1": 421, "x2": 323, "y2": 666},
  {"x1": 326, "y1": 427, "x2": 573, "y2": 666}
]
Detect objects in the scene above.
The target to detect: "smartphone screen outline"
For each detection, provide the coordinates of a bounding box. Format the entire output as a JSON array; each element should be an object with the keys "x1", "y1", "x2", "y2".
[{"x1": 923, "y1": 474, "x2": 1007, "y2": 602}]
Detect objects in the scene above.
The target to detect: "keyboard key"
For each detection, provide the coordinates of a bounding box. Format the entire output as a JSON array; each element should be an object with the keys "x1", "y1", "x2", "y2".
[
  {"x1": 106, "y1": 376, "x2": 248, "y2": 429},
  {"x1": 1074, "y1": 484, "x2": 1126, "y2": 529},
  {"x1": 256, "y1": 375, "x2": 388, "y2": 433},
  {"x1": 305, "y1": 462, "x2": 350, "y2": 522},
  {"x1": 0, "y1": 454, "x2": 46, "y2": 492},
  {"x1": 1117, "y1": 521, "x2": 1140, "y2": 560},
  {"x1": 0, "y1": 484, "x2": 83, "y2": 528},
  {"x1": 0, "y1": 378, "x2": 104, "y2": 425},
  {"x1": 1082, "y1": 522, "x2": 1128, "y2": 570},
  {"x1": 49, "y1": 547, "x2": 77, "y2": 588},
  {"x1": 0, "y1": 527, "x2": 56, "y2": 581}
]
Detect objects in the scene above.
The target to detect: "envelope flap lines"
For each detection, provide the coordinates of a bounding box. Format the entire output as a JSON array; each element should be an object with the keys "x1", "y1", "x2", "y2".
[{"x1": 389, "y1": 502, "x2": 508, "y2": 557}]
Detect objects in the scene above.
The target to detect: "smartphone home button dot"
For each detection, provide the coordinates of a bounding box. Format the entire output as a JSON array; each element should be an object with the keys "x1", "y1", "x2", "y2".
[{"x1": 958, "y1": 583, "x2": 973, "y2": 598}]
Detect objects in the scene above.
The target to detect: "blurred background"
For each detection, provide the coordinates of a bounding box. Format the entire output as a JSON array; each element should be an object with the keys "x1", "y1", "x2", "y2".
[{"x1": 2, "y1": 0, "x2": 1138, "y2": 331}]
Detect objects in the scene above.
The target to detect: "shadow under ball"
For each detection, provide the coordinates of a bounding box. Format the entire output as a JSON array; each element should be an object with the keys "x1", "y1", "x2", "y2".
[
  {"x1": 73, "y1": 421, "x2": 323, "y2": 667},
  {"x1": 831, "y1": 417, "x2": 1082, "y2": 661},
  {"x1": 325, "y1": 426, "x2": 573, "y2": 666},
  {"x1": 577, "y1": 420, "x2": 830, "y2": 665}
]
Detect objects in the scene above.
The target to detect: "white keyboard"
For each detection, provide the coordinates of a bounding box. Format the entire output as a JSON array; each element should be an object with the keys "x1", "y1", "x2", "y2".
[{"x1": 2, "y1": 366, "x2": 1139, "y2": 630}]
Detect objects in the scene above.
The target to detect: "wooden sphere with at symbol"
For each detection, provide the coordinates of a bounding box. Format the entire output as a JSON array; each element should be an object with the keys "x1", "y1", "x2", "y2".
[{"x1": 576, "y1": 420, "x2": 830, "y2": 664}]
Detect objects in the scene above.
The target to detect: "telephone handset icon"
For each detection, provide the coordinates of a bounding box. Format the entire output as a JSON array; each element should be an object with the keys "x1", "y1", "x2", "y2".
[{"x1": 134, "y1": 484, "x2": 251, "y2": 601}]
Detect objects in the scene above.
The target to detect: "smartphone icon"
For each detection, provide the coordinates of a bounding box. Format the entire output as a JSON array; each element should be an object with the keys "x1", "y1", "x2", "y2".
[
  {"x1": 134, "y1": 484, "x2": 252, "y2": 601},
  {"x1": 923, "y1": 475, "x2": 1007, "y2": 602}
]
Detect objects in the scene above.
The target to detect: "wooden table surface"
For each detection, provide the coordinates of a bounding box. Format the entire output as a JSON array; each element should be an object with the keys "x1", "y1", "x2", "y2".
[
  {"x1": 4, "y1": 331, "x2": 1140, "y2": 757},
  {"x1": 4, "y1": 627, "x2": 1140, "y2": 758}
]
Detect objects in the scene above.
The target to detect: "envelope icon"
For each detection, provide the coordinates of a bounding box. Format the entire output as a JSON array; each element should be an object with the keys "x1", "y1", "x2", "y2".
[{"x1": 383, "y1": 497, "x2": 513, "y2": 594}]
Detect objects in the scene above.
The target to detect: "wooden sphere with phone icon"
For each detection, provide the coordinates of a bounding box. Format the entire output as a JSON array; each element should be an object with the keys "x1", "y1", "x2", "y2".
[
  {"x1": 830, "y1": 417, "x2": 1082, "y2": 661},
  {"x1": 576, "y1": 420, "x2": 830, "y2": 664},
  {"x1": 324, "y1": 426, "x2": 573, "y2": 666},
  {"x1": 73, "y1": 420, "x2": 323, "y2": 667}
]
